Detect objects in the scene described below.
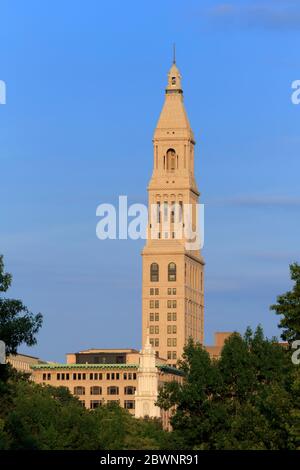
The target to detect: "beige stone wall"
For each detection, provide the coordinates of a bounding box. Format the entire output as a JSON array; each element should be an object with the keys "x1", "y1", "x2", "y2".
[{"x1": 32, "y1": 366, "x2": 138, "y2": 414}]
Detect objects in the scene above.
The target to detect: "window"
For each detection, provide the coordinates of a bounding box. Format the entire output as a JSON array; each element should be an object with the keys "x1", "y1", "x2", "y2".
[
  {"x1": 173, "y1": 300, "x2": 177, "y2": 308},
  {"x1": 43, "y1": 373, "x2": 46, "y2": 381},
  {"x1": 173, "y1": 288, "x2": 177, "y2": 295},
  {"x1": 167, "y1": 351, "x2": 172, "y2": 359},
  {"x1": 56, "y1": 373, "x2": 60, "y2": 380},
  {"x1": 168, "y1": 288, "x2": 171, "y2": 295},
  {"x1": 155, "y1": 312, "x2": 159, "y2": 321},
  {"x1": 74, "y1": 386, "x2": 85, "y2": 396},
  {"x1": 90, "y1": 386, "x2": 102, "y2": 395},
  {"x1": 123, "y1": 373, "x2": 127, "y2": 380},
  {"x1": 124, "y1": 400, "x2": 135, "y2": 409},
  {"x1": 155, "y1": 300, "x2": 159, "y2": 309},
  {"x1": 150, "y1": 288, "x2": 154, "y2": 295},
  {"x1": 171, "y1": 202, "x2": 175, "y2": 223},
  {"x1": 133, "y1": 373, "x2": 136, "y2": 380},
  {"x1": 150, "y1": 300, "x2": 154, "y2": 308},
  {"x1": 73, "y1": 373, "x2": 77, "y2": 380},
  {"x1": 107, "y1": 373, "x2": 110, "y2": 380},
  {"x1": 150, "y1": 312, "x2": 154, "y2": 322},
  {"x1": 155, "y1": 288, "x2": 159, "y2": 295},
  {"x1": 124, "y1": 386, "x2": 136, "y2": 395},
  {"x1": 155, "y1": 326, "x2": 159, "y2": 334},
  {"x1": 90, "y1": 400, "x2": 102, "y2": 409},
  {"x1": 172, "y1": 312, "x2": 177, "y2": 321},
  {"x1": 168, "y1": 263, "x2": 176, "y2": 282},
  {"x1": 150, "y1": 326, "x2": 155, "y2": 334},
  {"x1": 150, "y1": 338, "x2": 159, "y2": 348},
  {"x1": 172, "y1": 351, "x2": 177, "y2": 360},
  {"x1": 167, "y1": 325, "x2": 177, "y2": 334},
  {"x1": 171, "y1": 76, "x2": 176, "y2": 85},
  {"x1": 167, "y1": 338, "x2": 177, "y2": 347},
  {"x1": 150, "y1": 263, "x2": 159, "y2": 282},
  {"x1": 166, "y1": 148, "x2": 176, "y2": 171},
  {"x1": 47, "y1": 373, "x2": 51, "y2": 381},
  {"x1": 107, "y1": 386, "x2": 119, "y2": 395}
]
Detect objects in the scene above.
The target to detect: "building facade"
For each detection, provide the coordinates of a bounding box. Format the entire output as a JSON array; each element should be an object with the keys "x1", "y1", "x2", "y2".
[
  {"x1": 31, "y1": 346, "x2": 182, "y2": 421},
  {"x1": 142, "y1": 60, "x2": 205, "y2": 365}
]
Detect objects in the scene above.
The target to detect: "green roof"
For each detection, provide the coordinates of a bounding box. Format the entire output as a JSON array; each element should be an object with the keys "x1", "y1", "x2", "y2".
[
  {"x1": 31, "y1": 363, "x2": 138, "y2": 370},
  {"x1": 158, "y1": 365, "x2": 184, "y2": 376}
]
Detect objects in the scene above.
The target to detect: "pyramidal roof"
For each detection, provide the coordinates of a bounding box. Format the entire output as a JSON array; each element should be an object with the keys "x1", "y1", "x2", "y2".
[{"x1": 154, "y1": 61, "x2": 194, "y2": 141}]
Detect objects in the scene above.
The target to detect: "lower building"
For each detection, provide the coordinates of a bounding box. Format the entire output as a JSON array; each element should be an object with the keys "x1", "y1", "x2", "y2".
[
  {"x1": 30, "y1": 342, "x2": 182, "y2": 424},
  {"x1": 7, "y1": 353, "x2": 45, "y2": 374}
]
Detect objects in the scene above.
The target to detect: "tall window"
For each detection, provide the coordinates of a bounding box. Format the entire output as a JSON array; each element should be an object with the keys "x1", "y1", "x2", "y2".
[
  {"x1": 150, "y1": 263, "x2": 159, "y2": 282},
  {"x1": 74, "y1": 386, "x2": 85, "y2": 396},
  {"x1": 166, "y1": 148, "x2": 176, "y2": 171},
  {"x1": 168, "y1": 262, "x2": 176, "y2": 282}
]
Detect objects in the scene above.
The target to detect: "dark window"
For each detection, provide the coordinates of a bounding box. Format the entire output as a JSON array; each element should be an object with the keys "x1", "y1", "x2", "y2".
[
  {"x1": 124, "y1": 386, "x2": 136, "y2": 395},
  {"x1": 107, "y1": 386, "x2": 119, "y2": 395},
  {"x1": 168, "y1": 262, "x2": 176, "y2": 282},
  {"x1": 124, "y1": 400, "x2": 135, "y2": 409},
  {"x1": 150, "y1": 263, "x2": 159, "y2": 282},
  {"x1": 90, "y1": 386, "x2": 102, "y2": 395},
  {"x1": 90, "y1": 400, "x2": 102, "y2": 409}
]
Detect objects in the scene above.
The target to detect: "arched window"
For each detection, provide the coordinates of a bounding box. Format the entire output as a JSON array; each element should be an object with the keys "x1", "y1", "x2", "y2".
[
  {"x1": 74, "y1": 386, "x2": 85, "y2": 396},
  {"x1": 90, "y1": 386, "x2": 102, "y2": 395},
  {"x1": 124, "y1": 386, "x2": 136, "y2": 395},
  {"x1": 166, "y1": 148, "x2": 176, "y2": 172},
  {"x1": 107, "y1": 386, "x2": 119, "y2": 395},
  {"x1": 168, "y1": 262, "x2": 176, "y2": 282},
  {"x1": 150, "y1": 263, "x2": 159, "y2": 282}
]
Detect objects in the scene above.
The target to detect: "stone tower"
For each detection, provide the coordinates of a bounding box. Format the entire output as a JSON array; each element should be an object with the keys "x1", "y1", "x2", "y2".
[{"x1": 141, "y1": 59, "x2": 204, "y2": 365}]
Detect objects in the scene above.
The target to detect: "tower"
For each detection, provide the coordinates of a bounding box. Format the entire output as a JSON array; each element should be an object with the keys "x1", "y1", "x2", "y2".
[
  {"x1": 135, "y1": 332, "x2": 161, "y2": 419},
  {"x1": 141, "y1": 59, "x2": 205, "y2": 365}
]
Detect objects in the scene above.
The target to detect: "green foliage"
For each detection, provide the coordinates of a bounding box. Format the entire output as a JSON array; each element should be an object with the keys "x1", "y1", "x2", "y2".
[
  {"x1": 158, "y1": 327, "x2": 299, "y2": 450},
  {"x1": 0, "y1": 255, "x2": 43, "y2": 354},
  {"x1": 0, "y1": 369, "x2": 165, "y2": 450},
  {"x1": 270, "y1": 263, "x2": 300, "y2": 343}
]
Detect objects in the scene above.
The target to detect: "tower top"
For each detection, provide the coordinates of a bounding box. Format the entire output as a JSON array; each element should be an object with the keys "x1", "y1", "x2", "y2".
[{"x1": 166, "y1": 61, "x2": 182, "y2": 93}]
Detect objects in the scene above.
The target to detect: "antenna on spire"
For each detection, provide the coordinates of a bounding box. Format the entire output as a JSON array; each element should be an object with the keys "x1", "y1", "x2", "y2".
[{"x1": 173, "y1": 43, "x2": 176, "y2": 64}]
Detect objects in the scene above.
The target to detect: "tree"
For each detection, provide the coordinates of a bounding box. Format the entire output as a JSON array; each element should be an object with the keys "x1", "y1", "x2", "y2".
[
  {"x1": 270, "y1": 262, "x2": 300, "y2": 344},
  {"x1": 157, "y1": 328, "x2": 297, "y2": 450},
  {"x1": 0, "y1": 255, "x2": 42, "y2": 355}
]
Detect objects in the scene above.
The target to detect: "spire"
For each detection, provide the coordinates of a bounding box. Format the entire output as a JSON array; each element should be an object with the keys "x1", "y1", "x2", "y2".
[{"x1": 154, "y1": 58, "x2": 194, "y2": 140}]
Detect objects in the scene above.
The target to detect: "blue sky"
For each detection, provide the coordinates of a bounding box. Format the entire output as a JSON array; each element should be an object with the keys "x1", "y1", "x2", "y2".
[{"x1": 0, "y1": 0, "x2": 299, "y2": 361}]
